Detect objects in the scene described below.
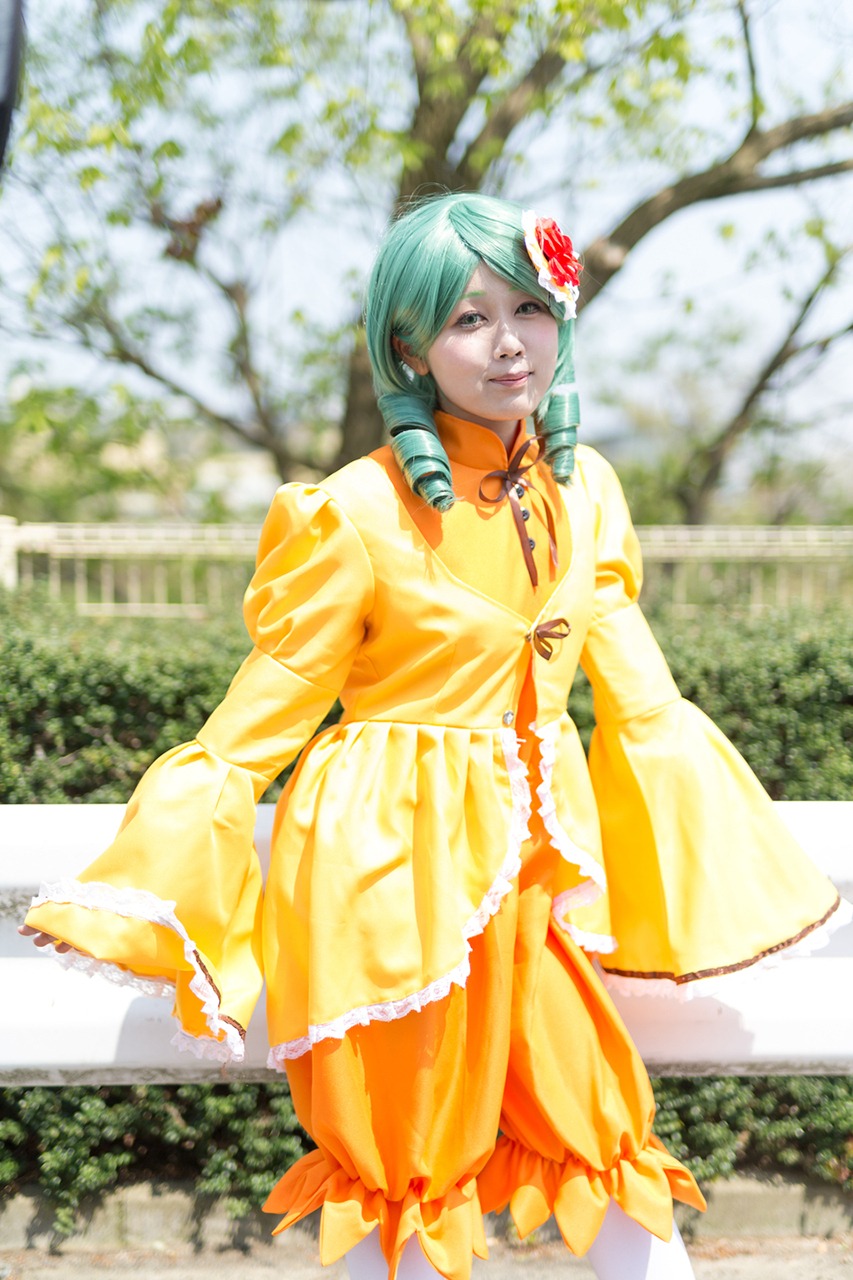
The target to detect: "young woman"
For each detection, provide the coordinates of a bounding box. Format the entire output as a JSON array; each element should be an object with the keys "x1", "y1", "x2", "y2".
[{"x1": 22, "y1": 194, "x2": 848, "y2": 1280}]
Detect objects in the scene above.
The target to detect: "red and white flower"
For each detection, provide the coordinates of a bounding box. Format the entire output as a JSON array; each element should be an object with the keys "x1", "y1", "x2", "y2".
[{"x1": 522, "y1": 209, "x2": 582, "y2": 317}]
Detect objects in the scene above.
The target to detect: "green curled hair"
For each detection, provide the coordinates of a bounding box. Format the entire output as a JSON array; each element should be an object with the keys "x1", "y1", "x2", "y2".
[{"x1": 365, "y1": 192, "x2": 580, "y2": 511}]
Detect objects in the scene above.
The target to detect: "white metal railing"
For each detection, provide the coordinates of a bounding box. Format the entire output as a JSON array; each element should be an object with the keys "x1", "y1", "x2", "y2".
[
  {"x1": 1, "y1": 517, "x2": 851, "y2": 617},
  {"x1": 638, "y1": 525, "x2": 853, "y2": 613},
  {"x1": 0, "y1": 517, "x2": 259, "y2": 618}
]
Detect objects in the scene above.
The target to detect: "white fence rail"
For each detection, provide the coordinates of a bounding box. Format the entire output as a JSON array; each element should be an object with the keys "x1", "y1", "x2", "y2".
[
  {"x1": 639, "y1": 525, "x2": 853, "y2": 614},
  {"x1": 2, "y1": 802, "x2": 852, "y2": 1084},
  {"x1": 1, "y1": 516, "x2": 852, "y2": 618}
]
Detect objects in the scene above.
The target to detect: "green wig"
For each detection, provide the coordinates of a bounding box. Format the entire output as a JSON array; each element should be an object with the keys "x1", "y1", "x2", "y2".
[{"x1": 365, "y1": 192, "x2": 580, "y2": 512}]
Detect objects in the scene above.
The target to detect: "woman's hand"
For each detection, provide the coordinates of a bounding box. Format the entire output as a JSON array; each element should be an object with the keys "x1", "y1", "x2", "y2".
[{"x1": 18, "y1": 923, "x2": 74, "y2": 953}]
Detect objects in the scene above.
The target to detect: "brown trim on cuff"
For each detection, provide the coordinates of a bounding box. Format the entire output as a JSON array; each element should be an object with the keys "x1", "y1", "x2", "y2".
[
  {"x1": 190, "y1": 949, "x2": 248, "y2": 1041},
  {"x1": 220, "y1": 1014, "x2": 247, "y2": 1041},
  {"x1": 601, "y1": 894, "x2": 842, "y2": 985}
]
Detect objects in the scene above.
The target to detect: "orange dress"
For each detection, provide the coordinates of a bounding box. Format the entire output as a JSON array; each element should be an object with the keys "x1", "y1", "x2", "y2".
[{"x1": 26, "y1": 414, "x2": 846, "y2": 1280}]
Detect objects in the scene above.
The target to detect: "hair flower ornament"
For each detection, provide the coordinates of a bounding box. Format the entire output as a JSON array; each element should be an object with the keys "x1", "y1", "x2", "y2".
[{"x1": 522, "y1": 210, "x2": 582, "y2": 318}]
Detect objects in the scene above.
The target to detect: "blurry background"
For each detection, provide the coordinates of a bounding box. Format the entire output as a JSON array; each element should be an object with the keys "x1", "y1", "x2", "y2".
[{"x1": 0, "y1": 0, "x2": 850, "y2": 528}]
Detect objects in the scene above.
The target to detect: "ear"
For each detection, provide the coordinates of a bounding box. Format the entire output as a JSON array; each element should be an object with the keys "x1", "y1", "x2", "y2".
[{"x1": 391, "y1": 335, "x2": 429, "y2": 377}]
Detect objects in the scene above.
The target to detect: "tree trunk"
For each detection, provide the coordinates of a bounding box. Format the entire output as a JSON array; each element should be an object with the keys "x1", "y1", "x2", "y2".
[{"x1": 334, "y1": 332, "x2": 385, "y2": 469}]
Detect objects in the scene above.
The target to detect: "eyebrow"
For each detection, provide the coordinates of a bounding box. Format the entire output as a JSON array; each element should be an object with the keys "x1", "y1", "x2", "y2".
[{"x1": 460, "y1": 285, "x2": 521, "y2": 300}]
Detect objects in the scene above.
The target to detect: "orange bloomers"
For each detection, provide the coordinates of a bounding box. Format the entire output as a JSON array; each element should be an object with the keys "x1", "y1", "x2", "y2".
[{"x1": 263, "y1": 839, "x2": 705, "y2": 1280}]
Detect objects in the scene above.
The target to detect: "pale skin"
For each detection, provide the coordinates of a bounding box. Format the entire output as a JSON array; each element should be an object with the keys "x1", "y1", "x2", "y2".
[
  {"x1": 394, "y1": 262, "x2": 558, "y2": 451},
  {"x1": 19, "y1": 924, "x2": 71, "y2": 949},
  {"x1": 20, "y1": 264, "x2": 558, "y2": 956}
]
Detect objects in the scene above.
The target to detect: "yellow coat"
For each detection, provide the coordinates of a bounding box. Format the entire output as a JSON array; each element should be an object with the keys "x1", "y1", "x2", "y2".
[{"x1": 26, "y1": 421, "x2": 844, "y2": 1066}]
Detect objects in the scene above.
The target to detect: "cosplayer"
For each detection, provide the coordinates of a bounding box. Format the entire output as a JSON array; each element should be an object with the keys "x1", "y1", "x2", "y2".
[{"x1": 22, "y1": 194, "x2": 850, "y2": 1280}]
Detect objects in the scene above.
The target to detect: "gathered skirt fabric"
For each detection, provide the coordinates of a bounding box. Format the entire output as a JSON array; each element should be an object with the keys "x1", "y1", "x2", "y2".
[{"x1": 263, "y1": 807, "x2": 705, "y2": 1280}]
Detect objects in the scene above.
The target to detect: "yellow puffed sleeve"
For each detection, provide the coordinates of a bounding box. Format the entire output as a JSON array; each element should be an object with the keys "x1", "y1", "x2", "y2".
[
  {"x1": 574, "y1": 448, "x2": 844, "y2": 992},
  {"x1": 25, "y1": 485, "x2": 375, "y2": 1060}
]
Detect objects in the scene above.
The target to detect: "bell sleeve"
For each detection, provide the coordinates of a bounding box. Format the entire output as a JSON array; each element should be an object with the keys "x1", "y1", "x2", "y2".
[
  {"x1": 24, "y1": 484, "x2": 375, "y2": 1060},
  {"x1": 574, "y1": 448, "x2": 849, "y2": 994}
]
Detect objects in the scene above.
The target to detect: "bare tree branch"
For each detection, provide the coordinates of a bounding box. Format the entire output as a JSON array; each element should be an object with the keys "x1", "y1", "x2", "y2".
[
  {"x1": 456, "y1": 48, "x2": 581, "y2": 187},
  {"x1": 202, "y1": 267, "x2": 280, "y2": 439},
  {"x1": 753, "y1": 99, "x2": 853, "y2": 156},
  {"x1": 794, "y1": 317, "x2": 853, "y2": 357},
  {"x1": 735, "y1": 0, "x2": 763, "y2": 134},
  {"x1": 712, "y1": 158, "x2": 853, "y2": 194},
  {"x1": 580, "y1": 100, "x2": 853, "y2": 308},
  {"x1": 72, "y1": 305, "x2": 320, "y2": 475},
  {"x1": 675, "y1": 257, "x2": 848, "y2": 521}
]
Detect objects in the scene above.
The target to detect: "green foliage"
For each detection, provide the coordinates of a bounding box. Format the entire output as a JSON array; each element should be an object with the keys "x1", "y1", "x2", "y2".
[
  {"x1": 0, "y1": 1084, "x2": 310, "y2": 1237},
  {"x1": 0, "y1": 592, "x2": 349, "y2": 801},
  {"x1": 652, "y1": 1077, "x2": 853, "y2": 1190},
  {"x1": 659, "y1": 608, "x2": 853, "y2": 800},
  {"x1": 0, "y1": 0, "x2": 728, "y2": 495},
  {"x1": 2, "y1": 594, "x2": 850, "y2": 803},
  {"x1": 0, "y1": 378, "x2": 214, "y2": 521},
  {"x1": 2, "y1": 0, "x2": 362, "y2": 480},
  {"x1": 0, "y1": 594, "x2": 246, "y2": 802},
  {"x1": 569, "y1": 606, "x2": 852, "y2": 800},
  {"x1": 1, "y1": 1076, "x2": 850, "y2": 1237}
]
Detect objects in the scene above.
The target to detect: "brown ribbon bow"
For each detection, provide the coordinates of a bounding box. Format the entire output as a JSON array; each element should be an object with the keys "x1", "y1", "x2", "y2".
[
  {"x1": 477, "y1": 435, "x2": 558, "y2": 588},
  {"x1": 529, "y1": 617, "x2": 572, "y2": 660}
]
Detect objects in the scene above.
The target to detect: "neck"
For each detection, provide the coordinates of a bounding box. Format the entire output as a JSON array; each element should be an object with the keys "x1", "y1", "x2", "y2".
[{"x1": 488, "y1": 418, "x2": 523, "y2": 450}]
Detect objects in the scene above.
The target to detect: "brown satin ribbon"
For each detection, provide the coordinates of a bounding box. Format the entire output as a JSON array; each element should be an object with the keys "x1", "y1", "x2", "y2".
[
  {"x1": 478, "y1": 435, "x2": 558, "y2": 588},
  {"x1": 530, "y1": 617, "x2": 571, "y2": 660}
]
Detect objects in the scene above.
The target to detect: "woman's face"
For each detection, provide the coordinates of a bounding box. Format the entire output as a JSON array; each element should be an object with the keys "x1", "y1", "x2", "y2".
[{"x1": 413, "y1": 263, "x2": 559, "y2": 445}]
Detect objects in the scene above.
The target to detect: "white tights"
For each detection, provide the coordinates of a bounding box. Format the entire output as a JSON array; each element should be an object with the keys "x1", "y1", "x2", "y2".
[
  {"x1": 345, "y1": 1199, "x2": 696, "y2": 1279},
  {"x1": 585, "y1": 1201, "x2": 696, "y2": 1280}
]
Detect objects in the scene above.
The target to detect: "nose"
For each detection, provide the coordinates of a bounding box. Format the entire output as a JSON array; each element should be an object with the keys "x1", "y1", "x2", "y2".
[{"x1": 494, "y1": 321, "x2": 524, "y2": 358}]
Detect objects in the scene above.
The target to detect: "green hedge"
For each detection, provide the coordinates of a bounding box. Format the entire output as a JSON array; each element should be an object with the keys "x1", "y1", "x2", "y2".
[
  {"x1": 0, "y1": 1083, "x2": 310, "y2": 1237},
  {"x1": 2, "y1": 593, "x2": 852, "y2": 1232},
  {"x1": 2, "y1": 592, "x2": 852, "y2": 802},
  {"x1": 1, "y1": 1077, "x2": 851, "y2": 1237}
]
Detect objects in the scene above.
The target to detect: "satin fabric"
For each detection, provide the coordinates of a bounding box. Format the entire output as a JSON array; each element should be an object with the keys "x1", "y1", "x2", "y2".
[
  {"x1": 26, "y1": 414, "x2": 840, "y2": 1043},
  {"x1": 25, "y1": 413, "x2": 841, "y2": 1277}
]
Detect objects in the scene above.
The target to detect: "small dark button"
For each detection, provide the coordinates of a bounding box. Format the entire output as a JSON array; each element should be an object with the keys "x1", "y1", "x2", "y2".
[
  {"x1": 514, "y1": 483, "x2": 525, "y2": 498},
  {"x1": 521, "y1": 508, "x2": 530, "y2": 521},
  {"x1": 528, "y1": 538, "x2": 536, "y2": 550}
]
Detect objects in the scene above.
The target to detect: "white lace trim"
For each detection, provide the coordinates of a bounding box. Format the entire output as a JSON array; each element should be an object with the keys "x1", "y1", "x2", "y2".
[
  {"x1": 552, "y1": 881, "x2": 601, "y2": 912},
  {"x1": 51, "y1": 946, "x2": 175, "y2": 999},
  {"x1": 29, "y1": 879, "x2": 245, "y2": 1063},
  {"x1": 266, "y1": 730, "x2": 532, "y2": 1067},
  {"x1": 535, "y1": 721, "x2": 606, "y2": 895},
  {"x1": 551, "y1": 890, "x2": 617, "y2": 954},
  {"x1": 533, "y1": 720, "x2": 608, "y2": 952},
  {"x1": 601, "y1": 895, "x2": 853, "y2": 1001}
]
